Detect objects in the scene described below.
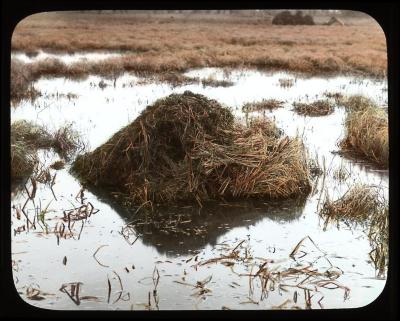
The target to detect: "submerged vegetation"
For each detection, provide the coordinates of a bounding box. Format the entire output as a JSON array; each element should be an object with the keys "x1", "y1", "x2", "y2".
[
  {"x1": 72, "y1": 91, "x2": 311, "y2": 207},
  {"x1": 340, "y1": 96, "x2": 388, "y2": 168}
]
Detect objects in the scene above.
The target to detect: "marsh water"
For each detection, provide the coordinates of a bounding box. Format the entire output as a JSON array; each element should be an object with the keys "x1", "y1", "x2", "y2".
[{"x1": 11, "y1": 60, "x2": 388, "y2": 310}]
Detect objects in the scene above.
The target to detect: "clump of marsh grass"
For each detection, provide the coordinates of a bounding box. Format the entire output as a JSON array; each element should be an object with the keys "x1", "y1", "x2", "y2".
[
  {"x1": 368, "y1": 206, "x2": 388, "y2": 277},
  {"x1": 200, "y1": 76, "x2": 234, "y2": 88},
  {"x1": 320, "y1": 184, "x2": 388, "y2": 275},
  {"x1": 337, "y1": 94, "x2": 377, "y2": 111},
  {"x1": 72, "y1": 91, "x2": 311, "y2": 208},
  {"x1": 11, "y1": 120, "x2": 84, "y2": 182},
  {"x1": 340, "y1": 106, "x2": 388, "y2": 168},
  {"x1": 52, "y1": 124, "x2": 84, "y2": 160},
  {"x1": 11, "y1": 120, "x2": 53, "y2": 149},
  {"x1": 292, "y1": 100, "x2": 334, "y2": 116},
  {"x1": 320, "y1": 184, "x2": 381, "y2": 222},
  {"x1": 11, "y1": 59, "x2": 40, "y2": 104},
  {"x1": 242, "y1": 99, "x2": 284, "y2": 113},
  {"x1": 11, "y1": 140, "x2": 38, "y2": 181}
]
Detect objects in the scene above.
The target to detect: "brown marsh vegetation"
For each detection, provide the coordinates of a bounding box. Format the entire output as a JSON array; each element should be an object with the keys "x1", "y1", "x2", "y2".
[
  {"x1": 339, "y1": 96, "x2": 388, "y2": 168},
  {"x1": 320, "y1": 184, "x2": 388, "y2": 276},
  {"x1": 12, "y1": 12, "x2": 386, "y2": 80},
  {"x1": 10, "y1": 11, "x2": 389, "y2": 309},
  {"x1": 242, "y1": 99, "x2": 284, "y2": 112},
  {"x1": 11, "y1": 120, "x2": 84, "y2": 182},
  {"x1": 292, "y1": 100, "x2": 334, "y2": 116},
  {"x1": 72, "y1": 91, "x2": 311, "y2": 208}
]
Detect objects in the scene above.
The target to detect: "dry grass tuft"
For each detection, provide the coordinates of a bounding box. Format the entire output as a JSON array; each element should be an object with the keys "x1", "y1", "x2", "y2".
[
  {"x1": 52, "y1": 124, "x2": 85, "y2": 160},
  {"x1": 320, "y1": 184, "x2": 381, "y2": 221},
  {"x1": 200, "y1": 76, "x2": 234, "y2": 88},
  {"x1": 338, "y1": 94, "x2": 377, "y2": 111},
  {"x1": 292, "y1": 100, "x2": 334, "y2": 116},
  {"x1": 11, "y1": 59, "x2": 40, "y2": 104},
  {"x1": 368, "y1": 206, "x2": 389, "y2": 277},
  {"x1": 340, "y1": 106, "x2": 388, "y2": 168},
  {"x1": 72, "y1": 91, "x2": 311, "y2": 207},
  {"x1": 11, "y1": 120, "x2": 84, "y2": 182},
  {"x1": 11, "y1": 141, "x2": 38, "y2": 181},
  {"x1": 320, "y1": 184, "x2": 388, "y2": 276},
  {"x1": 242, "y1": 99, "x2": 284, "y2": 112}
]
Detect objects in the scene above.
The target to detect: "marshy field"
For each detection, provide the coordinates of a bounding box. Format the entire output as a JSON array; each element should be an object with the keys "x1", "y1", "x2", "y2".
[{"x1": 10, "y1": 11, "x2": 388, "y2": 310}]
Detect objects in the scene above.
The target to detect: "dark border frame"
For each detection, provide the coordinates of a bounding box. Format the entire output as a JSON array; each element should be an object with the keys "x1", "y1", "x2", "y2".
[{"x1": 1, "y1": 0, "x2": 398, "y2": 320}]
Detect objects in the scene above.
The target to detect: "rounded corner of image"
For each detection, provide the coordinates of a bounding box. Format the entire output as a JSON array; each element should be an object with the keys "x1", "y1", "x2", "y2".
[{"x1": 12, "y1": 12, "x2": 50, "y2": 41}]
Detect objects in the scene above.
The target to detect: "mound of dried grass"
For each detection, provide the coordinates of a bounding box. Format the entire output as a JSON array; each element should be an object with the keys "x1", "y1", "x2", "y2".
[
  {"x1": 72, "y1": 91, "x2": 311, "y2": 207},
  {"x1": 292, "y1": 100, "x2": 334, "y2": 116},
  {"x1": 340, "y1": 106, "x2": 388, "y2": 168},
  {"x1": 242, "y1": 99, "x2": 284, "y2": 112}
]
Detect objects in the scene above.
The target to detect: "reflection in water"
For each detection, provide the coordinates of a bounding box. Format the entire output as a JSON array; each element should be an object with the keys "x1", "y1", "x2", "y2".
[{"x1": 86, "y1": 185, "x2": 306, "y2": 255}]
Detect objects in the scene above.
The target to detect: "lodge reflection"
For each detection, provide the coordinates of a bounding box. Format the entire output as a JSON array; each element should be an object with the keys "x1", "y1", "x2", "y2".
[{"x1": 91, "y1": 187, "x2": 306, "y2": 256}]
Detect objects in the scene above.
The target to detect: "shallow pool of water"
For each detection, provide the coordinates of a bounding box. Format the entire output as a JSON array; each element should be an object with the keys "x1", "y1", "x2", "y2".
[{"x1": 11, "y1": 67, "x2": 388, "y2": 310}]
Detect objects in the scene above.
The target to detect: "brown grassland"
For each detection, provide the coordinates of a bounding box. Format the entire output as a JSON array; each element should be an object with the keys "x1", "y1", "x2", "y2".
[{"x1": 11, "y1": 12, "x2": 387, "y2": 79}]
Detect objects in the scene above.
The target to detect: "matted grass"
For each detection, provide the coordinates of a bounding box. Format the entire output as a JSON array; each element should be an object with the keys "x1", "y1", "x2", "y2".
[
  {"x1": 292, "y1": 100, "x2": 334, "y2": 116},
  {"x1": 72, "y1": 91, "x2": 311, "y2": 207},
  {"x1": 242, "y1": 99, "x2": 284, "y2": 112}
]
